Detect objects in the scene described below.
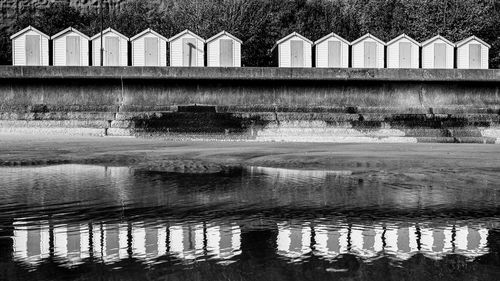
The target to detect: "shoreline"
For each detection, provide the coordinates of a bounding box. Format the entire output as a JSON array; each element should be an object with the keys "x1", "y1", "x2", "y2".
[{"x1": 1, "y1": 133, "x2": 500, "y2": 173}]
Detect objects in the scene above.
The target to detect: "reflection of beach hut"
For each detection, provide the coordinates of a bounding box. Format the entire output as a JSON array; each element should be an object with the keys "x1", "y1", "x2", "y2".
[
  {"x1": 456, "y1": 36, "x2": 490, "y2": 69},
  {"x1": 10, "y1": 26, "x2": 50, "y2": 66},
  {"x1": 386, "y1": 34, "x2": 420, "y2": 69},
  {"x1": 313, "y1": 33, "x2": 349, "y2": 68},
  {"x1": 130, "y1": 28, "x2": 168, "y2": 66},
  {"x1": 51, "y1": 27, "x2": 90, "y2": 66},
  {"x1": 271, "y1": 32, "x2": 313, "y2": 68},
  {"x1": 421, "y1": 35, "x2": 454, "y2": 69},
  {"x1": 90, "y1": 28, "x2": 129, "y2": 66},
  {"x1": 168, "y1": 30, "x2": 205, "y2": 67},
  {"x1": 351, "y1": 33, "x2": 385, "y2": 68},
  {"x1": 206, "y1": 31, "x2": 242, "y2": 67}
]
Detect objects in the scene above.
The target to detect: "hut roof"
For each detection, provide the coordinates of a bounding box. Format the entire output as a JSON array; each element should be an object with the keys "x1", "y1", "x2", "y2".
[
  {"x1": 351, "y1": 33, "x2": 386, "y2": 46},
  {"x1": 130, "y1": 28, "x2": 168, "y2": 42},
  {"x1": 168, "y1": 29, "x2": 205, "y2": 43},
  {"x1": 455, "y1": 36, "x2": 490, "y2": 48},
  {"x1": 386, "y1": 34, "x2": 420, "y2": 46},
  {"x1": 314, "y1": 32, "x2": 350, "y2": 46},
  {"x1": 206, "y1": 31, "x2": 242, "y2": 44},
  {"x1": 51, "y1": 27, "x2": 90, "y2": 40},
  {"x1": 90, "y1": 28, "x2": 129, "y2": 41},
  {"x1": 271, "y1": 32, "x2": 312, "y2": 52},
  {"x1": 10, "y1": 26, "x2": 50, "y2": 40},
  {"x1": 421, "y1": 35, "x2": 454, "y2": 47}
]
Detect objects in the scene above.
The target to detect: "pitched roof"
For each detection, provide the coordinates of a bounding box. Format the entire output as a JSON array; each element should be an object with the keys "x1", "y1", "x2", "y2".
[
  {"x1": 351, "y1": 33, "x2": 386, "y2": 46},
  {"x1": 130, "y1": 28, "x2": 168, "y2": 42},
  {"x1": 10, "y1": 26, "x2": 49, "y2": 40},
  {"x1": 456, "y1": 35, "x2": 491, "y2": 48},
  {"x1": 206, "y1": 31, "x2": 242, "y2": 44},
  {"x1": 90, "y1": 28, "x2": 129, "y2": 41},
  {"x1": 271, "y1": 32, "x2": 313, "y2": 52},
  {"x1": 51, "y1": 27, "x2": 90, "y2": 40},
  {"x1": 386, "y1": 34, "x2": 420, "y2": 46},
  {"x1": 168, "y1": 29, "x2": 205, "y2": 43},
  {"x1": 421, "y1": 35, "x2": 454, "y2": 47},
  {"x1": 314, "y1": 32, "x2": 350, "y2": 46}
]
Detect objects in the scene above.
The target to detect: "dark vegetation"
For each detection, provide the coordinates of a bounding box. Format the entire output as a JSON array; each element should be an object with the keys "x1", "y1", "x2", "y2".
[{"x1": 0, "y1": 0, "x2": 499, "y2": 67}]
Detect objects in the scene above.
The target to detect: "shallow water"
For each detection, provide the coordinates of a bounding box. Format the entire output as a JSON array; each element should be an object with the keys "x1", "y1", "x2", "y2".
[{"x1": 0, "y1": 164, "x2": 499, "y2": 281}]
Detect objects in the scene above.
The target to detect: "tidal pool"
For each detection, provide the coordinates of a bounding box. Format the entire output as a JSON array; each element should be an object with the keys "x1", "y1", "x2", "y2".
[{"x1": 0, "y1": 164, "x2": 499, "y2": 281}]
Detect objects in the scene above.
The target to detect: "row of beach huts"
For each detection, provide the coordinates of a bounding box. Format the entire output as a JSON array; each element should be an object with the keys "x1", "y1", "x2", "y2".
[{"x1": 10, "y1": 26, "x2": 491, "y2": 69}]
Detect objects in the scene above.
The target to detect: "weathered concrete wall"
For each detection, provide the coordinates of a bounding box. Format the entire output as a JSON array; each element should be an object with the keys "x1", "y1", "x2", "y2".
[{"x1": 0, "y1": 66, "x2": 499, "y2": 143}]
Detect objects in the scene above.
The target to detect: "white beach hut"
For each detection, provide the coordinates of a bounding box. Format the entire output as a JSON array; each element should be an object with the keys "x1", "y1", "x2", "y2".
[
  {"x1": 271, "y1": 32, "x2": 312, "y2": 68},
  {"x1": 168, "y1": 30, "x2": 205, "y2": 67},
  {"x1": 313, "y1": 33, "x2": 349, "y2": 68},
  {"x1": 421, "y1": 35, "x2": 454, "y2": 69},
  {"x1": 51, "y1": 27, "x2": 90, "y2": 66},
  {"x1": 206, "y1": 31, "x2": 242, "y2": 67},
  {"x1": 386, "y1": 34, "x2": 420, "y2": 69},
  {"x1": 10, "y1": 26, "x2": 49, "y2": 66},
  {"x1": 90, "y1": 28, "x2": 129, "y2": 66},
  {"x1": 456, "y1": 36, "x2": 490, "y2": 69},
  {"x1": 351, "y1": 33, "x2": 385, "y2": 68},
  {"x1": 130, "y1": 28, "x2": 168, "y2": 67}
]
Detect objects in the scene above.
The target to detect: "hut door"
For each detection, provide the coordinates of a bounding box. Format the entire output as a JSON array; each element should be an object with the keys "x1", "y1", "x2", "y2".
[
  {"x1": 290, "y1": 40, "x2": 304, "y2": 67},
  {"x1": 434, "y1": 43, "x2": 446, "y2": 68},
  {"x1": 364, "y1": 42, "x2": 376, "y2": 68},
  {"x1": 328, "y1": 41, "x2": 341, "y2": 67},
  {"x1": 66, "y1": 36, "x2": 80, "y2": 66},
  {"x1": 105, "y1": 37, "x2": 120, "y2": 66},
  {"x1": 25, "y1": 35, "x2": 40, "y2": 65},
  {"x1": 144, "y1": 37, "x2": 159, "y2": 66},
  {"x1": 399, "y1": 42, "x2": 411, "y2": 68},
  {"x1": 183, "y1": 38, "x2": 197, "y2": 66},
  {"x1": 469, "y1": 44, "x2": 481, "y2": 69},
  {"x1": 220, "y1": 39, "x2": 234, "y2": 67}
]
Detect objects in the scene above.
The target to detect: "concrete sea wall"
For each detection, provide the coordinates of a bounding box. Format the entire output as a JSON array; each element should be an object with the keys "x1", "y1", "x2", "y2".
[{"x1": 0, "y1": 66, "x2": 499, "y2": 143}]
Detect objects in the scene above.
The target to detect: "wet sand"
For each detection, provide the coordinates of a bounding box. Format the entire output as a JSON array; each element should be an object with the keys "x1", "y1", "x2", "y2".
[{"x1": 1, "y1": 133, "x2": 499, "y2": 173}]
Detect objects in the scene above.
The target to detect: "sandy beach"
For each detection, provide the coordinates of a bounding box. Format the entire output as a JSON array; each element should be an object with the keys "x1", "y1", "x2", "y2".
[{"x1": 1, "y1": 133, "x2": 499, "y2": 173}]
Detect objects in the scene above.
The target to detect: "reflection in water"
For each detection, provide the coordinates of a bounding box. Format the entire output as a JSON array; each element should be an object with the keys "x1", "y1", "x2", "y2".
[
  {"x1": 10, "y1": 219, "x2": 491, "y2": 267},
  {"x1": 1, "y1": 164, "x2": 500, "y2": 280}
]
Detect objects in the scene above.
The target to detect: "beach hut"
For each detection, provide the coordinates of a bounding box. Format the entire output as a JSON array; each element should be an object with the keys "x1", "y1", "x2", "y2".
[
  {"x1": 206, "y1": 31, "x2": 242, "y2": 67},
  {"x1": 51, "y1": 27, "x2": 90, "y2": 66},
  {"x1": 90, "y1": 28, "x2": 129, "y2": 66},
  {"x1": 351, "y1": 33, "x2": 385, "y2": 68},
  {"x1": 10, "y1": 26, "x2": 49, "y2": 66},
  {"x1": 386, "y1": 34, "x2": 420, "y2": 69},
  {"x1": 271, "y1": 32, "x2": 312, "y2": 68},
  {"x1": 168, "y1": 30, "x2": 205, "y2": 67},
  {"x1": 456, "y1": 36, "x2": 490, "y2": 69},
  {"x1": 313, "y1": 33, "x2": 349, "y2": 68},
  {"x1": 130, "y1": 28, "x2": 168, "y2": 67},
  {"x1": 421, "y1": 35, "x2": 454, "y2": 69}
]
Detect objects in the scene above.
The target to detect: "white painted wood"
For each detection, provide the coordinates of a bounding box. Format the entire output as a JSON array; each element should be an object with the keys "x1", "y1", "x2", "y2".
[
  {"x1": 52, "y1": 29, "x2": 89, "y2": 66},
  {"x1": 275, "y1": 33, "x2": 312, "y2": 68},
  {"x1": 206, "y1": 33, "x2": 242, "y2": 67},
  {"x1": 421, "y1": 36, "x2": 454, "y2": 69},
  {"x1": 11, "y1": 27, "x2": 49, "y2": 66},
  {"x1": 456, "y1": 38, "x2": 489, "y2": 69},
  {"x1": 91, "y1": 29, "x2": 128, "y2": 66},
  {"x1": 169, "y1": 30, "x2": 204, "y2": 67},
  {"x1": 131, "y1": 29, "x2": 168, "y2": 67},
  {"x1": 314, "y1": 34, "x2": 349, "y2": 68},
  {"x1": 351, "y1": 34, "x2": 385, "y2": 68},
  {"x1": 386, "y1": 36, "x2": 419, "y2": 69}
]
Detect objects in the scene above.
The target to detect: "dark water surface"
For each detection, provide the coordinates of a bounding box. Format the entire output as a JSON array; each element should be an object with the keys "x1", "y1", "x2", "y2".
[{"x1": 0, "y1": 164, "x2": 499, "y2": 280}]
